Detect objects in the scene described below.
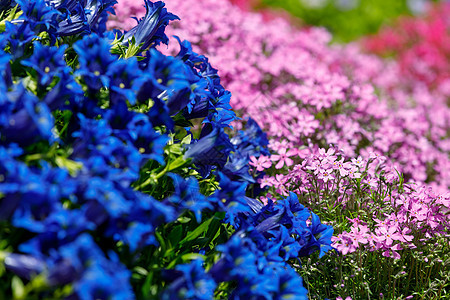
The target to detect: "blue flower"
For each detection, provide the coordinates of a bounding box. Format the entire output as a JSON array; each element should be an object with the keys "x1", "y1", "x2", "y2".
[
  {"x1": 0, "y1": 50, "x2": 12, "y2": 90},
  {"x1": 105, "y1": 190, "x2": 176, "y2": 251},
  {"x1": 47, "y1": 234, "x2": 134, "y2": 299},
  {"x1": 16, "y1": 0, "x2": 61, "y2": 34},
  {"x1": 42, "y1": 68, "x2": 84, "y2": 110},
  {"x1": 122, "y1": 0, "x2": 179, "y2": 51},
  {"x1": 56, "y1": 0, "x2": 117, "y2": 37},
  {"x1": 2, "y1": 21, "x2": 35, "y2": 59},
  {"x1": 210, "y1": 172, "x2": 250, "y2": 227},
  {"x1": 167, "y1": 174, "x2": 213, "y2": 222},
  {"x1": 139, "y1": 49, "x2": 193, "y2": 116},
  {"x1": 104, "y1": 101, "x2": 168, "y2": 163},
  {"x1": 184, "y1": 124, "x2": 234, "y2": 177},
  {"x1": 300, "y1": 212, "x2": 334, "y2": 258},
  {"x1": 106, "y1": 57, "x2": 147, "y2": 105},
  {"x1": 266, "y1": 225, "x2": 302, "y2": 260},
  {"x1": 18, "y1": 207, "x2": 94, "y2": 255},
  {"x1": 21, "y1": 42, "x2": 69, "y2": 87},
  {"x1": 73, "y1": 34, "x2": 116, "y2": 91},
  {"x1": 0, "y1": 84, "x2": 55, "y2": 146},
  {"x1": 162, "y1": 259, "x2": 216, "y2": 300},
  {"x1": 210, "y1": 234, "x2": 259, "y2": 283},
  {"x1": 174, "y1": 38, "x2": 238, "y2": 128},
  {"x1": 222, "y1": 152, "x2": 254, "y2": 183},
  {"x1": 56, "y1": 1, "x2": 90, "y2": 36},
  {"x1": 3, "y1": 253, "x2": 46, "y2": 280},
  {"x1": 231, "y1": 118, "x2": 270, "y2": 157}
]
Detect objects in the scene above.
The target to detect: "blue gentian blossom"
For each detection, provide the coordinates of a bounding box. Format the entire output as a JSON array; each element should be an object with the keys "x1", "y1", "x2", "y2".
[
  {"x1": 21, "y1": 42, "x2": 69, "y2": 87},
  {"x1": 2, "y1": 21, "x2": 35, "y2": 59},
  {"x1": 46, "y1": 234, "x2": 134, "y2": 299},
  {"x1": 167, "y1": 174, "x2": 213, "y2": 222},
  {"x1": 210, "y1": 172, "x2": 250, "y2": 227},
  {"x1": 106, "y1": 57, "x2": 148, "y2": 105},
  {"x1": 73, "y1": 34, "x2": 116, "y2": 91},
  {"x1": 0, "y1": 85, "x2": 55, "y2": 146},
  {"x1": 162, "y1": 259, "x2": 217, "y2": 300},
  {"x1": 122, "y1": 0, "x2": 179, "y2": 51},
  {"x1": 16, "y1": 0, "x2": 61, "y2": 34},
  {"x1": 139, "y1": 49, "x2": 194, "y2": 116},
  {"x1": 3, "y1": 253, "x2": 46, "y2": 280},
  {"x1": 184, "y1": 124, "x2": 234, "y2": 177},
  {"x1": 56, "y1": 0, "x2": 118, "y2": 36}
]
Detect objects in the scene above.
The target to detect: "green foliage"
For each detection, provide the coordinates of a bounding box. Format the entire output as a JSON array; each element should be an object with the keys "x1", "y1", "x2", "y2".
[{"x1": 259, "y1": 0, "x2": 440, "y2": 42}]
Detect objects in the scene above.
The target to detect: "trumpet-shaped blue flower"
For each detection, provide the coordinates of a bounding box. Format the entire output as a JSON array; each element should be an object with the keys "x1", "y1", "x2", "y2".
[
  {"x1": 184, "y1": 124, "x2": 234, "y2": 177},
  {"x1": 167, "y1": 174, "x2": 213, "y2": 222},
  {"x1": 73, "y1": 34, "x2": 116, "y2": 91},
  {"x1": 4, "y1": 253, "x2": 46, "y2": 280},
  {"x1": 16, "y1": 0, "x2": 61, "y2": 34},
  {"x1": 122, "y1": 0, "x2": 179, "y2": 51},
  {"x1": 0, "y1": 85, "x2": 55, "y2": 146},
  {"x1": 22, "y1": 43, "x2": 69, "y2": 87},
  {"x1": 2, "y1": 22, "x2": 35, "y2": 59},
  {"x1": 106, "y1": 57, "x2": 147, "y2": 105},
  {"x1": 162, "y1": 259, "x2": 216, "y2": 300}
]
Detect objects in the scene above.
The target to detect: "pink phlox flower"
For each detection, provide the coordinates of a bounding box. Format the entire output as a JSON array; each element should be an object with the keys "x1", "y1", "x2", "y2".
[
  {"x1": 350, "y1": 225, "x2": 369, "y2": 245},
  {"x1": 274, "y1": 174, "x2": 289, "y2": 196},
  {"x1": 318, "y1": 168, "x2": 334, "y2": 183},
  {"x1": 318, "y1": 147, "x2": 336, "y2": 160},
  {"x1": 366, "y1": 232, "x2": 381, "y2": 250},
  {"x1": 348, "y1": 166, "x2": 361, "y2": 179},
  {"x1": 365, "y1": 176, "x2": 378, "y2": 189},
  {"x1": 306, "y1": 158, "x2": 325, "y2": 175},
  {"x1": 331, "y1": 233, "x2": 358, "y2": 255},
  {"x1": 399, "y1": 227, "x2": 414, "y2": 243},
  {"x1": 369, "y1": 151, "x2": 386, "y2": 163},
  {"x1": 332, "y1": 158, "x2": 351, "y2": 176},
  {"x1": 346, "y1": 217, "x2": 367, "y2": 227},
  {"x1": 351, "y1": 155, "x2": 365, "y2": 169},
  {"x1": 409, "y1": 202, "x2": 428, "y2": 221},
  {"x1": 270, "y1": 147, "x2": 296, "y2": 169},
  {"x1": 249, "y1": 155, "x2": 272, "y2": 171},
  {"x1": 258, "y1": 175, "x2": 275, "y2": 188},
  {"x1": 436, "y1": 193, "x2": 450, "y2": 207},
  {"x1": 376, "y1": 226, "x2": 402, "y2": 246}
]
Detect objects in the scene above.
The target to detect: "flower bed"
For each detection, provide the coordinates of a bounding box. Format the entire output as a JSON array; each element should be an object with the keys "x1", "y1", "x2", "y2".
[
  {"x1": 109, "y1": 0, "x2": 450, "y2": 298},
  {"x1": 0, "y1": 0, "x2": 331, "y2": 299}
]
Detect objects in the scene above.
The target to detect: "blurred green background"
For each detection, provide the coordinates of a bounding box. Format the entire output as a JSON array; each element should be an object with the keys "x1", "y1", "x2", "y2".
[{"x1": 256, "y1": 0, "x2": 441, "y2": 42}]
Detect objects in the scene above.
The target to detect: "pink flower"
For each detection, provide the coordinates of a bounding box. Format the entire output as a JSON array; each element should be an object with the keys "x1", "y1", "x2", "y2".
[
  {"x1": 332, "y1": 158, "x2": 351, "y2": 176},
  {"x1": 332, "y1": 233, "x2": 358, "y2": 255},
  {"x1": 259, "y1": 175, "x2": 275, "y2": 188},
  {"x1": 249, "y1": 155, "x2": 272, "y2": 171},
  {"x1": 375, "y1": 226, "x2": 402, "y2": 246},
  {"x1": 347, "y1": 166, "x2": 361, "y2": 179},
  {"x1": 318, "y1": 169, "x2": 334, "y2": 182},
  {"x1": 351, "y1": 156, "x2": 365, "y2": 169},
  {"x1": 271, "y1": 148, "x2": 296, "y2": 169}
]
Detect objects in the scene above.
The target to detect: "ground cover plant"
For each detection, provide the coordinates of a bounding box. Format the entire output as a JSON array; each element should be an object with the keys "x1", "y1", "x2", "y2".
[
  {"x1": 363, "y1": 1, "x2": 450, "y2": 97},
  {"x1": 108, "y1": 0, "x2": 450, "y2": 299},
  {"x1": 0, "y1": 0, "x2": 334, "y2": 299}
]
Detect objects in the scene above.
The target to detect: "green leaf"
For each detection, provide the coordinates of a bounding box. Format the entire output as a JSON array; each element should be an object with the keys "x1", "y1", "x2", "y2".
[
  {"x1": 180, "y1": 253, "x2": 206, "y2": 263},
  {"x1": 12, "y1": 276, "x2": 25, "y2": 300},
  {"x1": 166, "y1": 156, "x2": 191, "y2": 173},
  {"x1": 168, "y1": 225, "x2": 183, "y2": 247},
  {"x1": 179, "y1": 216, "x2": 215, "y2": 245}
]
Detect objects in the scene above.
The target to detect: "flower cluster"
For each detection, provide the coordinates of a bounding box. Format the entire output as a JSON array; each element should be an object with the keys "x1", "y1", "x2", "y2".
[
  {"x1": 364, "y1": 2, "x2": 450, "y2": 96},
  {"x1": 0, "y1": 0, "x2": 332, "y2": 298},
  {"x1": 124, "y1": 0, "x2": 449, "y2": 190},
  {"x1": 109, "y1": 0, "x2": 449, "y2": 298}
]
